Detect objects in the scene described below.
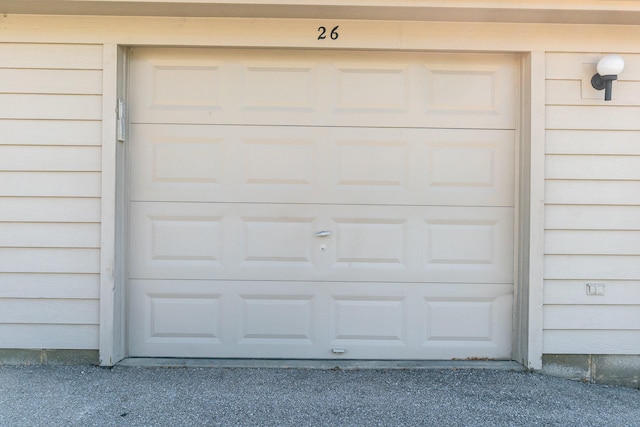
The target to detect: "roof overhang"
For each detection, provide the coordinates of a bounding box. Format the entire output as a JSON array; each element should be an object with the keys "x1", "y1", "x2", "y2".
[{"x1": 2, "y1": 1, "x2": 640, "y2": 24}]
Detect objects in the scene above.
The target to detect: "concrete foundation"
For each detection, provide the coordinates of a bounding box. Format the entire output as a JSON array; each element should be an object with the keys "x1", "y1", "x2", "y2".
[
  {"x1": 1, "y1": 350, "x2": 637, "y2": 389},
  {"x1": 0, "y1": 349, "x2": 99, "y2": 366},
  {"x1": 542, "y1": 354, "x2": 640, "y2": 389}
]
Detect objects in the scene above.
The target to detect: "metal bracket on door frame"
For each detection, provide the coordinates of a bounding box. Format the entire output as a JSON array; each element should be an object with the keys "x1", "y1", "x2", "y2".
[{"x1": 117, "y1": 98, "x2": 126, "y2": 143}]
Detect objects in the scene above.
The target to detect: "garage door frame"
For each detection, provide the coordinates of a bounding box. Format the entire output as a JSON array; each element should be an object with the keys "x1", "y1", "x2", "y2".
[{"x1": 98, "y1": 44, "x2": 544, "y2": 369}]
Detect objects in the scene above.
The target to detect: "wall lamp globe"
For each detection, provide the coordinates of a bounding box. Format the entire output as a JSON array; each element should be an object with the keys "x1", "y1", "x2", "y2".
[{"x1": 591, "y1": 54, "x2": 625, "y2": 101}]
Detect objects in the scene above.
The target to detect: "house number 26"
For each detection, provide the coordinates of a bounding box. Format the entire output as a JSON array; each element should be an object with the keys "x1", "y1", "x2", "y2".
[{"x1": 317, "y1": 26, "x2": 339, "y2": 40}]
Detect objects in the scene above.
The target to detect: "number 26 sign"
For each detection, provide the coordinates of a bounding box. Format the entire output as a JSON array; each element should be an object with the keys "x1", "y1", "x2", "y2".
[{"x1": 317, "y1": 26, "x2": 340, "y2": 40}]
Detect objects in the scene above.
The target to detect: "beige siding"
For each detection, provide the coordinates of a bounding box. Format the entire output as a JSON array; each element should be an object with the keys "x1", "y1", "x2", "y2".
[
  {"x1": 543, "y1": 52, "x2": 640, "y2": 354},
  {"x1": 0, "y1": 23, "x2": 636, "y2": 361},
  {"x1": 0, "y1": 43, "x2": 102, "y2": 350}
]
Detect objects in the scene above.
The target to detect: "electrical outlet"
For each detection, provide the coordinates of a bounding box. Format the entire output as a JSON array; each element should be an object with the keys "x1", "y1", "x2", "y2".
[{"x1": 586, "y1": 283, "x2": 605, "y2": 295}]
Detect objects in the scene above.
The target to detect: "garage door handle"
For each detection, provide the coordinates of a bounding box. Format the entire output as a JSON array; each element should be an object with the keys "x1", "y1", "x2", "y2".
[{"x1": 315, "y1": 231, "x2": 332, "y2": 237}]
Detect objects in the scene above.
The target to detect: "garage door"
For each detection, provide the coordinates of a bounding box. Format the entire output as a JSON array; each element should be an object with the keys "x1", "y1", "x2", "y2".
[{"x1": 127, "y1": 48, "x2": 517, "y2": 360}]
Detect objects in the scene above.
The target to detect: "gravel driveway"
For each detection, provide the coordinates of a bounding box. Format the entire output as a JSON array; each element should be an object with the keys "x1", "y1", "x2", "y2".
[{"x1": 1, "y1": 365, "x2": 638, "y2": 426}]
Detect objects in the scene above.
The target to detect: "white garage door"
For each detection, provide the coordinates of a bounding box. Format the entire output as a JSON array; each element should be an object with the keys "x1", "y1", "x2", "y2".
[{"x1": 127, "y1": 48, "x2": 517, "y2": 360}]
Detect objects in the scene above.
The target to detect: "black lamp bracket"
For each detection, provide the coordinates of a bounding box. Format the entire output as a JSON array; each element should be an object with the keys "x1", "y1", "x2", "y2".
[{"x1": 591, "y1": 74, "x2": 618, "y2": 101}]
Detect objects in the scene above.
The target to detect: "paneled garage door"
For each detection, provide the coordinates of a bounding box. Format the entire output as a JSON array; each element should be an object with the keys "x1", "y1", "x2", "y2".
[{"x1": 127, "y1": 48, "x2": 517, "y2": 360}]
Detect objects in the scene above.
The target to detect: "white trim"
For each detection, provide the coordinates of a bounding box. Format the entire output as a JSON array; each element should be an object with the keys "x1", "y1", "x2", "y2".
[
  {"x1": 99, "y1": 43, "x2": 120, "y2": 366},
  {"x1": 512, "y1": 54, "x2": 526, "y2": 368},
  {"x1": 115, "y1": 46, "x2": 131, "y2": 363},
  {"x1": 2, "y1": 16, "x2": 640, "y2": 54},
  {"x1": 527, "y1": 51, "x2": 546, "y2": 370},
  {"x1": 513, "y1": 51, "x2": 546, "y2": 370},
  {"x1": 3, "y1": 1, "x2": 640, "y2": 25}
]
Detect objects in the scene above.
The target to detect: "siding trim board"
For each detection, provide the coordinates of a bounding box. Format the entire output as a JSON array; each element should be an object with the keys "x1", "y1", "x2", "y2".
[
  {"x1": 98, "y1": 43, "x2": 123, "y2": 366},
  {"x1": 512, "y1": 51, "x2": 545, "y2": 370},
  {"x1": 3, "y1": 1, "x2": 640, "y2": 25},
  {"x1": 4, "y1": 16, "x2": 640, "y2": 53}
]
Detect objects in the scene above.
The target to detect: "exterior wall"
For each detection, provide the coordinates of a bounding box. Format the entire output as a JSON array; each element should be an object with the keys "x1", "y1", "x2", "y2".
[
  {"x1": 543, "y1": 53, "x2": 640, "y2": 355},
  {"x1": 0, "y1": 13, "x2": 638, "y2": 368},
  {"x1": 0, "y1": 43, "x2": 103, "y2": 349}
]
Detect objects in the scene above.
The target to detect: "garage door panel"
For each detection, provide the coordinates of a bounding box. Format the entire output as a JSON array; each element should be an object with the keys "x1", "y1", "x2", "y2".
[
  {"x1": 333, "y1": 217, "x2": 409, "y2": 269},
  {"x1": 422, "y1": 207, "x2": 514, "y2": 283},
  {"x1": 129, "y1": 280, "x2": 512, "y2": 359},
  {"x1": 333, "y1": 65, "x2": 410, "y2": 113},
  {"x1": 150, "y1": 217, "x2": 222, "y2": 262},
  {"x1": 130, "y1": 202, "x2": 324, "y2": 280},
  {"x1": 131, "y1": 49, "x2": 516, "y2": 129},
  {"x1": 131, "y1": 125, "x2": 514, "y2": 207},
  {"x1": 150, "y1": 138, "x2": 225, "y2": 184},
  {"x1": 419, "y1": 130, "x2": 515, "y2": 206},
  {"x1": 428, "y1": 144, "x2": 497, "y2": 188},
  {"x1": 327, "y1": 205, "x2": 512, "y2": 284},
  {"x1": 332, "y1": 138, "x2": 410, "y2": 190},
  {"x1": 239, "y1": 215, "x2": 317, "y2": 268},
  {"x1": 426, "y1": 299, "x2": 499, "y2": 341},
  {"x1": 129, "y1": 280, "x2": 326, "y2": 358},
  {"x1": 128, "y1": 280, "x2": 224, "y2": 357},
  {"x1": 238, "y1": 296, "x2": 315, "y2": 344},
  {"x1": 129, "y1": 125, "x2": 225, "y2": 202},
  {"x1": 148, "y1": 296, "x2": 221, "y2": 340},
  {"x1": 151, "y1": 65, "x2": 222, "y2": 109},
  {"x1": 241, "y1": 65, "x2": 318, "y2": 112},
  {"x1": 327, "y1": 283, "x2": 512, "y2": 359},
  {"x1": 129, "y1": 124, "x2": 322, "y2": 203},
  {"x1": 131, "y1": 202, "x2": 511, "y2": 283},
  {"x1": 240, "y1": 137, "x2": 317, "y2": 187},
  {"x1": 425, "y1": 61, "x2": 512, "y2": 119},
  {"x1": 423, "y1": 292, "x2": 513, "y2": 359},
  {"x1": 233, "y1": 204, "x2": 325, "y2": 277},
  {"x1": 331, "y1": 297, "x2": 407, "y2": 345},
  {"x1": 131, "y1": 49, "x2": 322, "y2": 125},
  {"x1": 330, "y1": 128, "x2": 515, "y2": 207},
  {"x1": 129, "y1": 202, "x2": 228, "y2": 279}
]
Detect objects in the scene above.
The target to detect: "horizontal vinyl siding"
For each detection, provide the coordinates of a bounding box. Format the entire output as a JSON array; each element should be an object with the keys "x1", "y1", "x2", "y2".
[
  {"x1": 0, "y1": 43, "x2": 102, "y2": 350},
  {"x1": 0, "y1": 198, "x2": 101, "y2": 222},
  {"x1": 0, "y1": 274, "x2": 100, "y2": 299},
  {"x1": 0, "y1": 325, "x2": 99, "y2": 349},
  {"x1": 544, "y1": 330, "x2": 640, "y2": 354},
  {"x1": 543, "y1": 52, "x2": 640, "y2": 355},
  {"x1": 545, "y1": 230, "x2": 640, "y2": 255},
  {"x1": 0, "y1": 223, "x2": 101, "y2": 248},
  {"x1": 0, "y1": 172, "x2": 101, "y2": 197},
  {"x1": 0, "y1": 146, "x2": 102, "y2": 171},
  {"x1": 544, "y1": 280, "x2": 640, "y2": 305},
  {"x1": 1, "y1": 120, "x2": 102, "y2": 145},
  {"x1": 0, "y1": 69, "x2": 103, "y2": 95},
  {"x1": 546, "y1": 180, "x2": 640, "y2": 205}
]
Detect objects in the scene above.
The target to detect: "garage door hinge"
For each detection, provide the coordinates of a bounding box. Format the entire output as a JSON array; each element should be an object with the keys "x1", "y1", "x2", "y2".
[{"x1": 117, "y1": 99, "x2": 126, "y2": 143}]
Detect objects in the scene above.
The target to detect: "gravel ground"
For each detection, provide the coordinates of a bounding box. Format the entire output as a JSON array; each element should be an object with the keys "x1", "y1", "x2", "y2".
[{"x1": 0, "y1": 365, "x2": 638, "y2": 427}]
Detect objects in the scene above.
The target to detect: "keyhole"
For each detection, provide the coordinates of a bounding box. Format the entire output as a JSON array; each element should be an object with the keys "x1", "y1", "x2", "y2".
[{"x1": 320, "y1": 243, "x2": 327, "y2": 252}]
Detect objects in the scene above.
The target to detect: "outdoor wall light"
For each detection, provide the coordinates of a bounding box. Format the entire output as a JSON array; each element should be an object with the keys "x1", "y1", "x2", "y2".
[{"x1": 591, "y1": 54, "x2": 625, "y2": 101}]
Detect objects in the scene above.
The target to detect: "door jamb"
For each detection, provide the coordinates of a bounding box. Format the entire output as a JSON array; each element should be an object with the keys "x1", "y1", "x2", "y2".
[
  {"x1": 513, "y1": 51, "x2": 545, "y2": 370},
  {"x1": 99, "y1": 44, "x2": 128, "y2": 366}
]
